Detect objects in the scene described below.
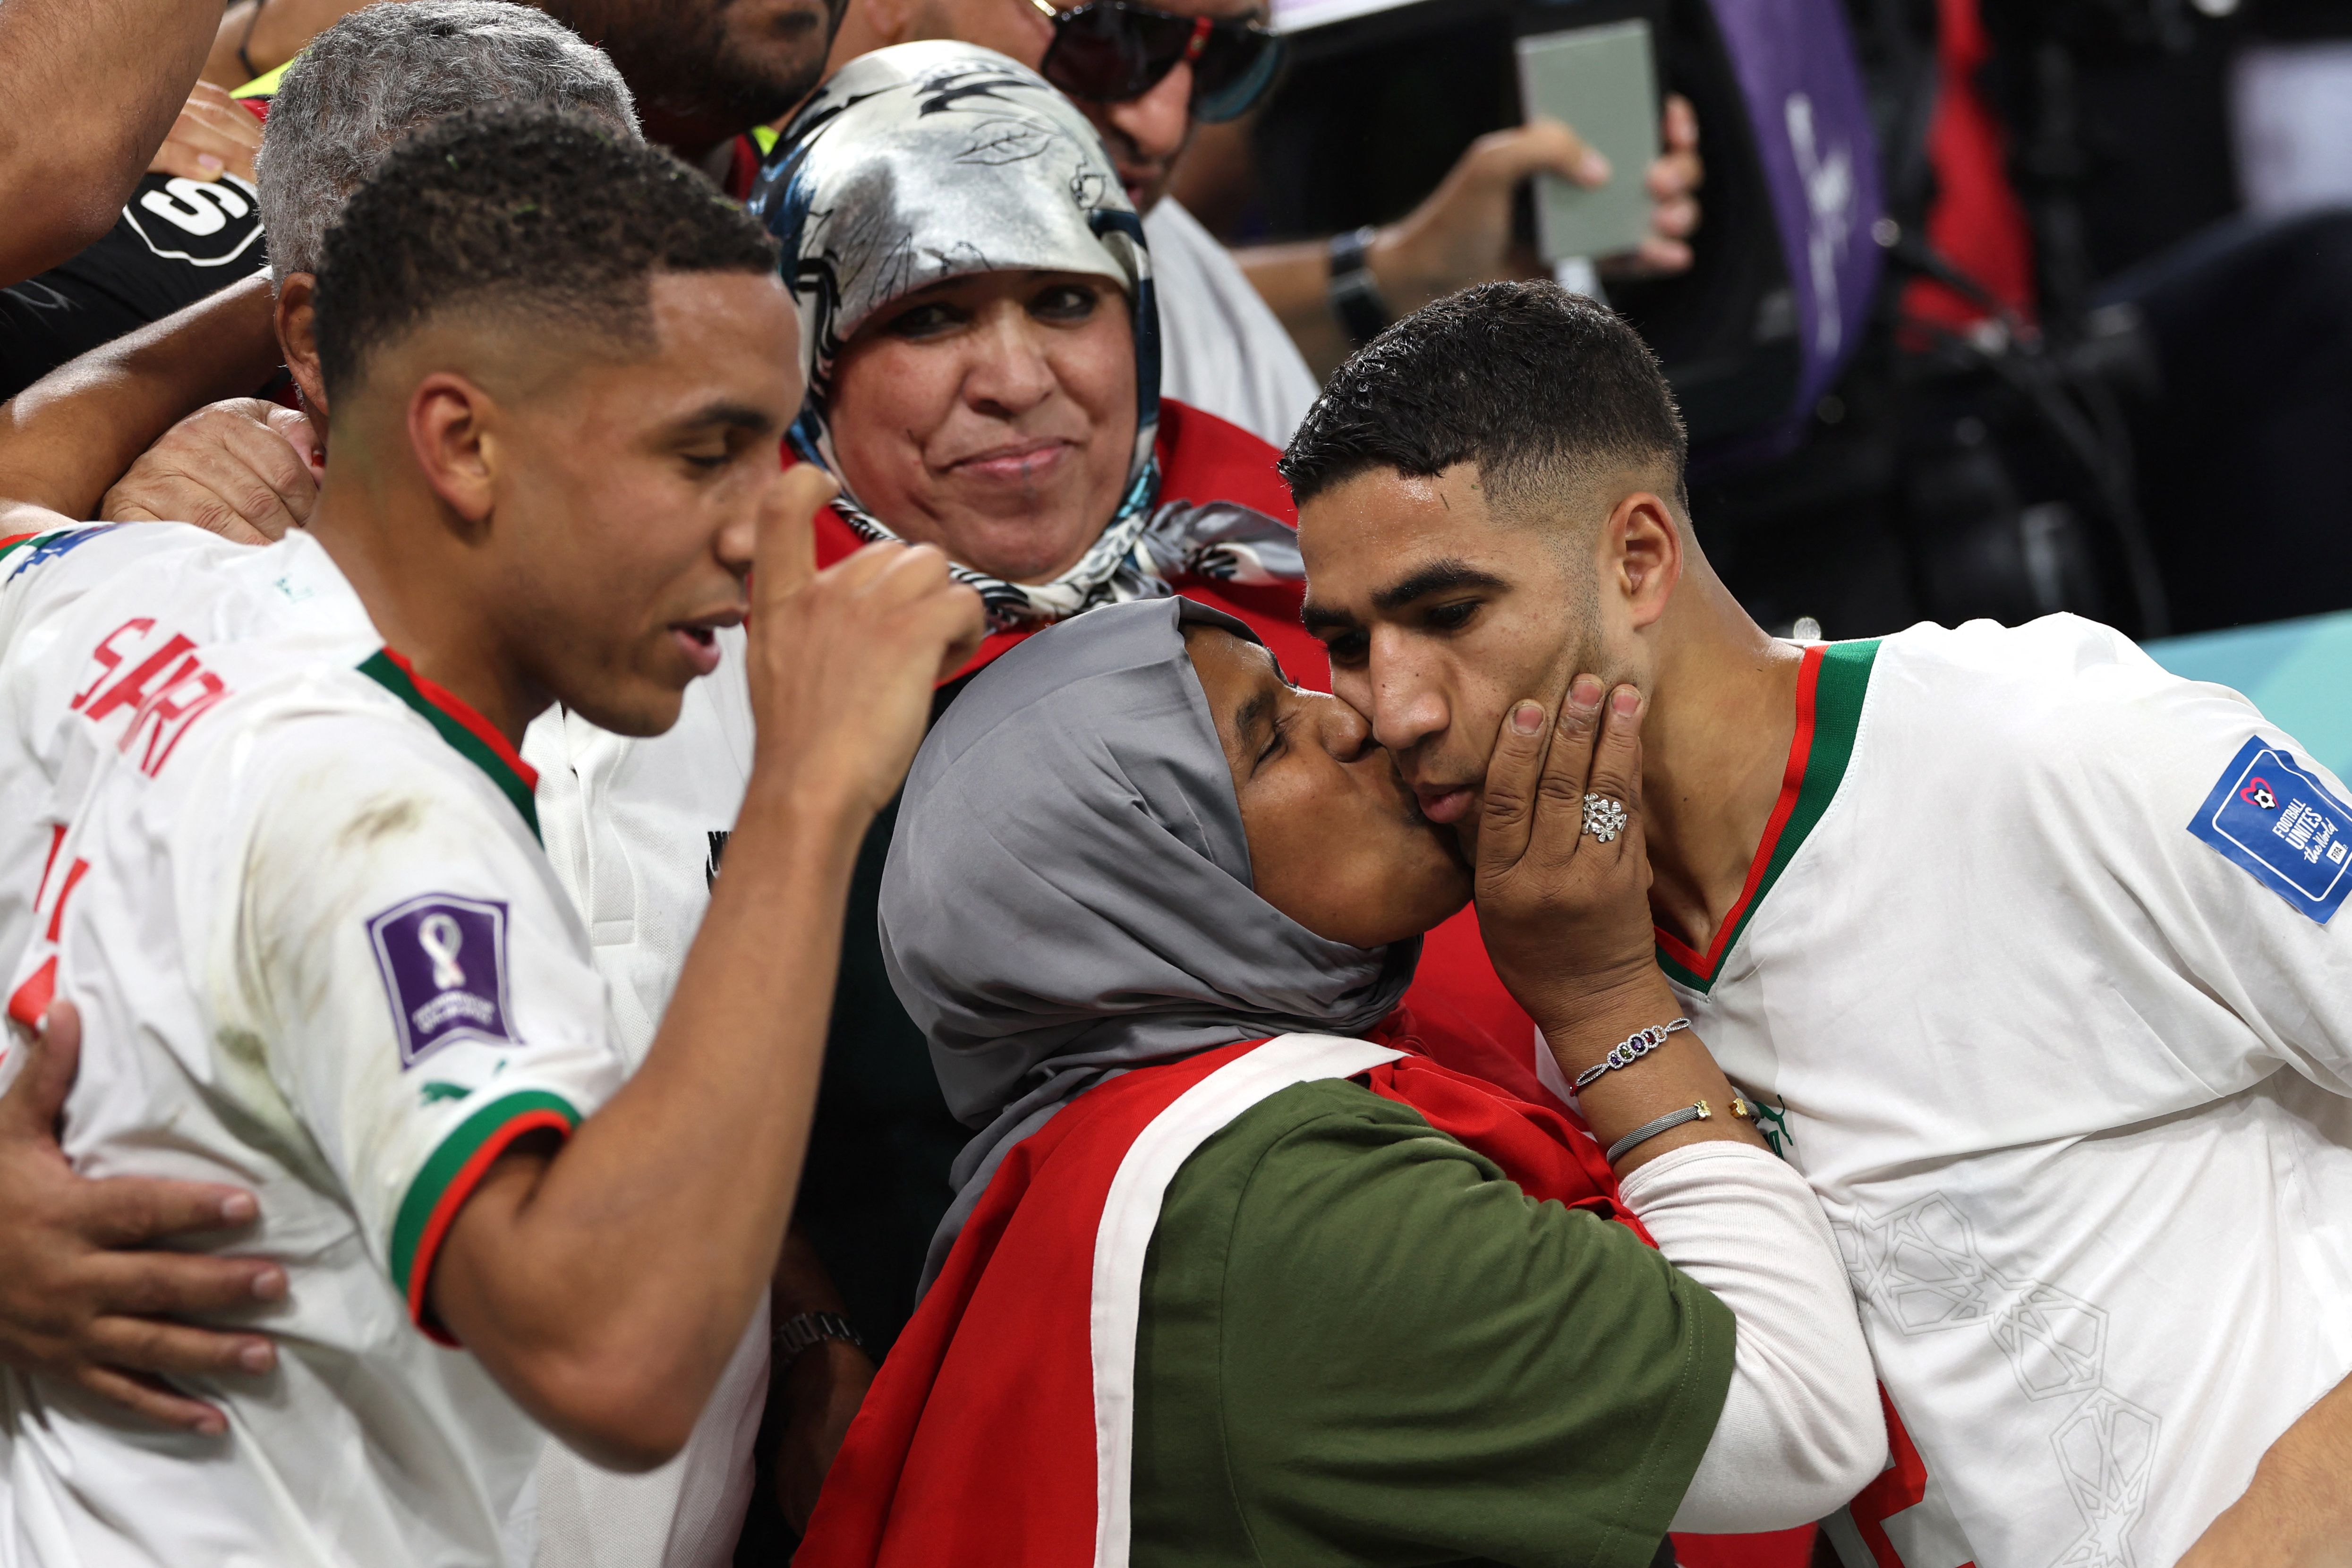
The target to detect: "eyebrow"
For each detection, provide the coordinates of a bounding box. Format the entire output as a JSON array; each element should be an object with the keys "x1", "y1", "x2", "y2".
[
  {"x1": 674, "y1": 401, "x2": 779, "y2": 436},
  {"x1": 1233, "y1": 688, "x2": 1275, "y2": 753},
  {"x1": 1302, "y1": 559, "x2": 1510, "y2": 634}
]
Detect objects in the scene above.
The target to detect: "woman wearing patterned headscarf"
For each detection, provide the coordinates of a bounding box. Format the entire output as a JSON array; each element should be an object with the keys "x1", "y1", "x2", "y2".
[
  {"x1": 751, "y1": 39, "x2": 1321, "y2": 677},
  {"x1": 793, "y1": 597, "x2": 1885, "y2": 1566},
  {"x1": 741, "y1": 44, "x2": 1551, "y2": 1455}
]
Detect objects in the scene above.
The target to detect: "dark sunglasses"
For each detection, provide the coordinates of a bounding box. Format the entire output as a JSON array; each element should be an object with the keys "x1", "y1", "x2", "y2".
[{"x1": 1031, "y1": 0, "x2": 1287, "y2": 124}]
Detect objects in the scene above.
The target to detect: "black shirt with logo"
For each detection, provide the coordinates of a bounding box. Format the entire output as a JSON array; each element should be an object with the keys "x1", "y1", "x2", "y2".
[{"x1": 0, "y1": 171, "x2": 267, "y2": 399}]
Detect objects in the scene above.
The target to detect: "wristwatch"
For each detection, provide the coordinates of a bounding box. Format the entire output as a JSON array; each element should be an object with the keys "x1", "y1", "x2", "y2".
[
  {"x1": 773, "y1": 1310, "x2": 865, "y2": 1372},
  {"x1": 1327, "y1": 225, "x2": 1392, "y2": 349}
]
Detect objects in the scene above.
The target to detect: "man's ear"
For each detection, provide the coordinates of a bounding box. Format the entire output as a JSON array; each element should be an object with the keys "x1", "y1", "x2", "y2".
[
  {"x1": 406, "y1": 371, "x2": 503, "y2": 535},
  {"x1": 274, "y1": 275, "x2": 328, "y2": 426},
  {"x1": 1608, "y1": 489, "x2": 1684, "y2": 631}
]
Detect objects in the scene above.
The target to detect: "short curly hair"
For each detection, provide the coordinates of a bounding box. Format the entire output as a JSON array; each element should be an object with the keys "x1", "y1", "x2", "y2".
[
  {"x1": 313, "y1": 107, "x2": 779, "y2": 400},
  {"x1": 1279, "y1": 281, "x2": 1688, "y2": 520}
]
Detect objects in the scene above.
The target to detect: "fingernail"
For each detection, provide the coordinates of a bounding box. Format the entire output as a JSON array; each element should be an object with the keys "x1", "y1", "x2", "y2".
[
  {"x1": 238, "y1": 1342, "x2": 274, "y2": 1373},
  {"x1": 195, "y1": 1411, "x2": 227, "y2": 1437},
  {"x1": 219, "y1": 1192, "x2": 256, "y2": 1224},
  {"x1": 1579, "y1": 151, "x2": 1612, "y2": 183},
  {"x1": 1569, "y1": 676, "x2": 1604, "y2": 710},
  {"x1": 197, "y1": 154, "x2": 223, "y2": 175},
  {"x1": 251, "y1": 1268, "x2": 286, "y2": 1301},
  {"x1": 1509, "y1": 701, "x2": 1544, "y2": 734},
  {"x1": 1612, "y1": 686, "x2": 1642, "y2": 715}
]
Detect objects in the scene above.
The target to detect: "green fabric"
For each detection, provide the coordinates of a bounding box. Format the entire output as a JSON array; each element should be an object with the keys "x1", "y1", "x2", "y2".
[
  {"x1": 1131, "y1": 1079, "x2": 1733, "y2": 1568},
  {"x1": 357, "y1": 650, "x2": 542, "y2": 841},
  {"x1": 1658, "y1": 638, "x2": 1878, "y2": 993}
]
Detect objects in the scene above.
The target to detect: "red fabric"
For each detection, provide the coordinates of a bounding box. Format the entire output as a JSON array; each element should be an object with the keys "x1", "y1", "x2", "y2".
[
  {"x1": 724, "y1": 133, "x2": 762, "y2": 201},
  {"x1": 798, "y1": 1036, "x2": 1645, "y2": 1568},
  {"x1": 1901, "y1": 0, "x2": 2037, "y2": 335}
]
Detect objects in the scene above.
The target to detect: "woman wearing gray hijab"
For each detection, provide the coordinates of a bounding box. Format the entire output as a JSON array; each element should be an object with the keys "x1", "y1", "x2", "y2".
[
  {"x1": 793, "y1": 598, "x2": 1885, "y2": 1566},
  {"x1": 738, "y1": 47, "x2": 1534, "y2": 1500}
]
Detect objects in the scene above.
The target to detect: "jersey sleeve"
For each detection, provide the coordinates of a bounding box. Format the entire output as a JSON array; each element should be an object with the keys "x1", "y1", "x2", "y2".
[
  {"x1": 2024, "y1": 634, "x2": 2352, "y2": 1096},
  {"x1": 217, "y1": 710, "x2": 626, "y2": 1336},
  {"x1": 1131, "y1": 1081, "x2": 1733, "y2": 1568}
]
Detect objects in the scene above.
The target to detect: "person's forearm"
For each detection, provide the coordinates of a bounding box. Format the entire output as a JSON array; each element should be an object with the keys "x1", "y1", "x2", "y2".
[
  {"x1": 0, "y1": 0, "x2": 223, "y2": 284},
  {"x1": 434, "y1": 777, "x2": 870, "y2": 1468},
  {"x1": 1620, "y1": 1142, "x2": 1885, "y2": 1532},
  {"x1": 1537, "y1": 972, "x2": 1772, "y2": 1173},
  {"x1": 0, "y1": 274, "x2": 282, "y2": 519},
  {"x1": 1236, "y1": 241, "x2": 1355, "y2": 382},
  {"x1": 2178, "y1": 1372, "x2": 2352, "y2": 1567}
]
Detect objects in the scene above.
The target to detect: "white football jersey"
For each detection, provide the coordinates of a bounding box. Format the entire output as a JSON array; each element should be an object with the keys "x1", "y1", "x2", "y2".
[
  {"x1": 522, "y1": 665, "x2": 767, "y2": 1568},
  {"x1": 0, "y1": 530, "x2": 628, "y2": 1568},
  {"x1": 1657, "y1": 617, "x2": 2352, "y2": 1568},
  {"x1": 0, "y1": 523, "x2": 379, "y2": 991}
]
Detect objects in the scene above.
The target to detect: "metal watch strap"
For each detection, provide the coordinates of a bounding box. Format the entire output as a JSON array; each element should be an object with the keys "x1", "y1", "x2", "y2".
[
  {"x1": 1605, "y1": 1099, "x2": 1713, "y2": 1163},
  {"x1": 1327, "y1": 224, "x2": 1390, "y2": 349},
  {"x1": 773, "y1": 1310, "x2": 864, "y2": 1370}
]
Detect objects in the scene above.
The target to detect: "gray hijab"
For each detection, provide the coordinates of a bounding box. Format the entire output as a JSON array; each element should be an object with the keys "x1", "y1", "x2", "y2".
[{"x1": 881, "y1": 597, "x2": 1418, "y2": 1281}]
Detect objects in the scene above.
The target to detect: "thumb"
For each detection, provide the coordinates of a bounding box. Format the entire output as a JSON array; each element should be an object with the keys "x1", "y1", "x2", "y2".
[
  {"x1": 0, "y1": 998, "x2": 81, "y2": 1141},
  {"x1": 1494, "y1": 119, "x2": 1612, "y2": 189},
  {"x1": 752, "y1": 462, "x2": 839, "y2": 619}
]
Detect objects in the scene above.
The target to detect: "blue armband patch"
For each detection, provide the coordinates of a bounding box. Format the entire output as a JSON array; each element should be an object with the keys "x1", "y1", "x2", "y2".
[{"x1": 2188, "y1": 737, "x2": 2352, "y2": 924}]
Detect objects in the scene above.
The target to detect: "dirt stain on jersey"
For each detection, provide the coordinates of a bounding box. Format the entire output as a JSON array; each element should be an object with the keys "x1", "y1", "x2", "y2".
[{"x1": 339, "y1": 796, "x2": 425, "y2": 850}]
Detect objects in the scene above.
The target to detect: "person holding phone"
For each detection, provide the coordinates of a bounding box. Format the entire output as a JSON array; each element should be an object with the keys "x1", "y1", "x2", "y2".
[{"x1": 826, "y1": 0, "x2": 1704, "y2": 446}]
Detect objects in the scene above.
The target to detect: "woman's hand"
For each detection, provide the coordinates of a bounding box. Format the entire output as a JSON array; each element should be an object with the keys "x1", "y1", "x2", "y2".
[
  {"x1": 1472, "y1": 675, "x2": 1766, "y2": 1170},
  {"x1": 1473, "y1": 674, "x2": 1670, "y2": 1036}
]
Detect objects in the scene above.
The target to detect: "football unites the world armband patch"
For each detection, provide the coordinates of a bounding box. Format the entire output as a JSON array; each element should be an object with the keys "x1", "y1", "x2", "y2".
[
  {"x1": 367, "y1": 894, "x2": 517, "y2": 1066},
  {"x1": 2188, "y1": 737, "x2": 2352, "y2": 924}
]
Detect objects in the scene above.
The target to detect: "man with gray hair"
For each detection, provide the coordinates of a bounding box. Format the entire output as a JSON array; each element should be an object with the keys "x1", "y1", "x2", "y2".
[{"x1": 75, "y1": 0, "x2": 641, "y2": 538}]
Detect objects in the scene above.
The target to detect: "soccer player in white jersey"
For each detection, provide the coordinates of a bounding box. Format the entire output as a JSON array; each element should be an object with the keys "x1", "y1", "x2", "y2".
[
  {"x1": 0, "y1": 107, "x2": 980, "y2": 1567},
  {"x1": 1287, "y1": 280, "x2": 2352, "y2": 1567}
]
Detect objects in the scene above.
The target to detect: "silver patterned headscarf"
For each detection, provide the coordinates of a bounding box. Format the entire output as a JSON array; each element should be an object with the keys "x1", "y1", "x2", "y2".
[
  {"x1": 750, "y1": 43, "x2": 1300, "y2": 630},
  {"x1": 880, "y1": 597, "x2": 1419, "y2": 1280}
]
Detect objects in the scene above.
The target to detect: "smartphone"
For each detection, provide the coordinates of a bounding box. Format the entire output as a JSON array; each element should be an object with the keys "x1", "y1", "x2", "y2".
[{"x1": 1515, "y1": 20, "x2": 1661, "y2": 264}]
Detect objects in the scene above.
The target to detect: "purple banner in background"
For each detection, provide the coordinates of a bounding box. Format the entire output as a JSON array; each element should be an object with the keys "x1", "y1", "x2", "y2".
[{"x1": 1710, "y1": 0, "x2": 1884, "y2": 417}]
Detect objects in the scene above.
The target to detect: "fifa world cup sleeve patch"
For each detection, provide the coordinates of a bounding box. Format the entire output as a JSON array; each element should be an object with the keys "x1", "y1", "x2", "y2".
[
  {"x1": 368, "y1": 894, "x2": 518, "y2": 1067},
  {"x1": 2188, "y1": 737, "x2": 2352, "y2": 924}
]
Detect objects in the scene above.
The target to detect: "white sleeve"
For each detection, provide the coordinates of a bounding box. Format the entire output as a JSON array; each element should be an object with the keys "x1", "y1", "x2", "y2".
[
  {"x1": 1615, "y1": 1140, "x2": 1886, "y2": 1533},
  {"x1": 232, "y1": 714, "x2": 626, "y2": 1333},
  {"x1": 2019, "y1": 644, "x2": 2352, "y2": 1095}
]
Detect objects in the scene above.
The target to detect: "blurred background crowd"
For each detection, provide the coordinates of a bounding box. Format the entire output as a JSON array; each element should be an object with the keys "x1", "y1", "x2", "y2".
[{"x1": 9, "y1": 0, "x2": 2350, "y2": 654}]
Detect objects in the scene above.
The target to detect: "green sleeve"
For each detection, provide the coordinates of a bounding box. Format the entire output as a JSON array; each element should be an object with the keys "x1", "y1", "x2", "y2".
[{"x1": 1131, "y1": 1078, "x2": 1732, "y2": 1568}]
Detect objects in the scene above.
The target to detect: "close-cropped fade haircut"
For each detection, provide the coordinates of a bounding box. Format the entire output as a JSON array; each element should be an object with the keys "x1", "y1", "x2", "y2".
[
  {"x1": 312, "y1": 108, "x2": 780, "y2": 401},
  {"x1": 256, "y1": 0, "x2": 638, "y2": 285},
  {"x1": 1279, "y1": 281, "x2": 1689, "y2": 524}
]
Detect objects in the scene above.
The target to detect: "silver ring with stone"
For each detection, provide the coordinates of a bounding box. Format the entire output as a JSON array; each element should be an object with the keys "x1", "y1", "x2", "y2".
[{"x1": 1582, "y1": 793, "x2": 1628, "y2": 844}]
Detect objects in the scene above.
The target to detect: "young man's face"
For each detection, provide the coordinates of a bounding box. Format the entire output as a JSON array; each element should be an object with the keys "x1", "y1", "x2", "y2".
[
  {"x1": 484, "y1": 269, "x2": 804, "y2": 737},
  {"x1": 1298, "y1": 462, "x2": 1610, "y2": 861}
]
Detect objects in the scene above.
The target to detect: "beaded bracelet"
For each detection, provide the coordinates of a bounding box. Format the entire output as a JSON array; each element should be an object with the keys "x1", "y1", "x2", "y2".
[{"x1": 1570, "y1": 1017, "x2": 1692, "y2": 1092}]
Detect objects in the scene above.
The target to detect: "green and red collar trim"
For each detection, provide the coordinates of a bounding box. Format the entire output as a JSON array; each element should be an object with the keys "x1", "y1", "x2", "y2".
[
  {"x1": 1656, "y1": 639, "x2": 1878, "y2": 994},
  {"x1": 358, "y1": 648, "x2": 540, "y2": 841}
]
